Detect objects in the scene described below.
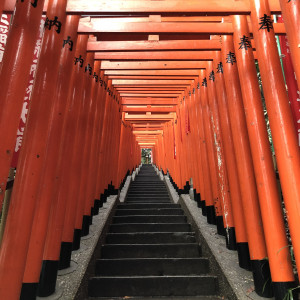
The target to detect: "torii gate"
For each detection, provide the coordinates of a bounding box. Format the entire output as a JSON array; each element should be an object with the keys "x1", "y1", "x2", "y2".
[{"x1": 0, "y1": 0, "x2": 299, "y2": 299}]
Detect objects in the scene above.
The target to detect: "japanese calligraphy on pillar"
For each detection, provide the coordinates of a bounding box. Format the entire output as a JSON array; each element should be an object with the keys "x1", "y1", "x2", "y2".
[
  {"x1": 20, "y1": 0, "x2": 39, "y2": 8},
  {"x1": 278, "y1": 16, "x2": 300, "y2": 147},
  {"x1": 11, "y1": 17, "x2": 46, "y2": 167},
  {"x1": 238, "y1": 35, "x2": 252, "y2": 50},
  {"x1": 217, "y1": 62, "x2": 223, "y2": 74},
  {"x1": 259, "y1": 14, "x2": 274, "y2": 32},
  {"x1": 0, "y1": 14, "x2": 11, "y2": 65},
  {"x1": 226, "y1": 52, "x2": 237, "y2": 65}
]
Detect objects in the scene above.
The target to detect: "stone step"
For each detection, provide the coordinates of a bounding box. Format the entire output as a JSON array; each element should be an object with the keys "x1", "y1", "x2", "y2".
[
  {"x1": 88, "y1": 296, "x2": 223, "y2": 300},
  {"x1": 95, "y1": 258, "x2": 209, "y2": 276},
  {"x1": 101, "y1": 243, "x2": 201, "y2": 259},
  {"x1": 88, "y1": 166, "x2": 220, "y2": 299},
  {"x1": 129, "y1": 185, "x2": 166, "y2": 188},
  {"x1": 88, "y1": 276, "x2": 218, "y2": 297},
  {"x1": 131, "y1": 180, "x2": 164, "y2": 182},
  {"x1": 126, "y1": 197, "x2": 170, "y2": 201},
  {"x1": 132, "y1": 184, "x2": 164, "y2": 186},
  {"x1": 117, "y1": 203, "x2": 181, "y2": 209},
  {"x1": 125, "y1": 202, "x2": 172, "y2": 205},
  {"x1": 106, "y1": 232, "x2": 196, "y2": 244},
  {"x1": 126, "y1": 197, "x2": 170, "y2": 199},
  {"x1": 134, "y1": 179, "x2": 163, "y2": 182},
  {"x1": 126, "y1": 199, "x2": 171, "y2": 202},
  {"x1": 125, "y1": 196, "x2": 172, "y2": 203},
  {"x1": 125, "y1": 203, "x2": 172, "y2": 206},
  {"x1": 115, "y1": 209, "x2": 184, "y2": 216},
  {"x1": 128, "y1": 192, "x2": 168, "y2": 195},
  {"x1": 113, "y1": 215, "x2": 186, "y2": 224},
  {"x1": 109, "y1": 223, "x2": 192, "y2": 233},
  {"x1": 129, "y1": 187, "x2": 166, "y2": 190},
  {"x1": 130, "y1": 182, "x2": 165, "y2": 185},
  {"x1": 130, "y1": 187, "x2": 166, "y2": 189},
  {"x1": 128, "y1": 191, "x2": 169, "y2": 195}
]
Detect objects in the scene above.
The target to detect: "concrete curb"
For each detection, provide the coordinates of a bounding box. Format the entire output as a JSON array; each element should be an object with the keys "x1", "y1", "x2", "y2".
[
  {"x1": 53, "y1": 195, "x2": 118, "y2": 300},
  {"x1": 163, "y1": 175, "x2": 274, "y2": 300},
  {"x1": 119, "y1": 175, "x2": 132, "y2": 203}
]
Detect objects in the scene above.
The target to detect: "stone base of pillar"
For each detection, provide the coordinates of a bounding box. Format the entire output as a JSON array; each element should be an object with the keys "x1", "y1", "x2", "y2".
[
  {"x1": 20, "y1": 282, "x2": 38, "y2": 300},
  {"x1": 59, "y1": 242, "x2": 73, "y2": 270},
  {"x1": 38, "y1": 260, "x2": 59, "y2": 297},
  {"x1": 206, "y1": 205, "x2": 216, "y2": 224},
  {"x1": 216, "y1": 216, "x2": 226, "y2": 236},
  {"x1": 251, "y1": 259, "x2": 273, "y2": 298},
  {"x1": 237, "y1": 242, "x2": 251, "y2": 271},
  {"x1": 72, "y1": 229, "x2": 82, "y2": 251},
  {"x1": 225, "y1": 227, "x2": 237, "y2": 250}
]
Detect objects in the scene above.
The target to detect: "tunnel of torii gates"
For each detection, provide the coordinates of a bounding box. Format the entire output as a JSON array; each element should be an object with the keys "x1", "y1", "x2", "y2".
[{"x1": 0, "y1": 0, "x2": 299, "y2": 299}]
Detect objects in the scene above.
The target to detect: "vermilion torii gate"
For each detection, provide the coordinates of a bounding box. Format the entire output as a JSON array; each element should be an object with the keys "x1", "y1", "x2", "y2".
[{"x1": 0, "y1": 0, "x2": 299, "y2": 299}]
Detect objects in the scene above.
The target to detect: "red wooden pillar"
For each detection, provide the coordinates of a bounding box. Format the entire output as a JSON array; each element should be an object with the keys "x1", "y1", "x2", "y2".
[
  {"x1": 201, "y1": 78, "x2": 222, "y2": 225},
  {"x1": 225, "y1": 23, "x2": 271, "y2": 296},
  {"x1": 175, "y1": 101, "x2": 184, "y2": 189},
  {"x1": 103, "y1": 80, "x2": 115, "y2": 194},
  {"x1": 193, "y1": 79, "x2": 206, "y2": 209},
  {"x1": 190, "y1": 83, "x2": 202, "y2": 202},
  {"x1": 175, "y1": 105, "x2": 185, "y2": 190},
  {"x1": 220, "y1": 35, "x2": 254, "y2": 271},
  {"x1": 70, "y1": 52, "x2": 95, "y2": 238},
  {"x1": 60, "y1": 55, "x2": 99, "y2": 273},
  {"x1": 195, "y1": 77, "x2": 208, "y2": 215},
  {"x1": 206, "y1": 61, "x2": 233, "y2": 241},
  {"x1": 117, "y1": 113, "x2": 126, "y2": 188},
  {"x1": 92, "y1": 70, "x2": 106, "y2": 210},
  {"x1": 102, "y1": 86, "x2": 114, "y2": 188},
  {"x1": 0, "y1": 0, "x2": 45, "y2": 209},
  {"x1": 233, "y1": 13, "x2": 296, "y2": 298},
  {"x1": 183, "y1": 89, "x2": 193, "y2": 189},
  {"x1": 213, "y1": 52, "x2": 251, "y2": 256},
  {"x1": 0, "y1": 0, "x2": 68, "y2": 298},
  {"x1": 180, "y1": 93, "x2": 190, "y2": 191},
  {"x1": 173, "y1": 110, "x2": 182, "y2": 190},
  {"x1": 117, "y1": 102, "x2": 123, "y2": 184},
  {"x1": 0, "y1": 0, "x2": 5, "y2": 18},
  {"x1": 71, "y1": 52, "x2": 95, "y2": 241},
  {"x1": 95, "y1": 76, "x2": 110, "y2": 201},
  {"x1": 184, "y1": 90, "x2": 192, "y2": 191},
  {"x1": 172, "y1": 119, "x2": 181, "y2": 188},
  {"x1": 199, "y1": 70, "x2": 216, "y2": 224},
  {"x1": 250, "y1": 0, "x2": 300, "y2": 279},
  {"x1": 95, "y1": 74, "x2": 108, "y2": 200},
  {"x1": 278, "y1": 0, "x2": 300, "y2": 90},
  {"x1": 83, "y1": 60, "x2": 101, "y2": 219},
  {"x1": 114, "y1": 101, "x2": 123, "y2": 188},
  {"x1": 110, "y1": 90, "x2": 122, "y2": 190},
  {"x1": 104, "y1": 82, "x2": 117, "y2": 192},
  {"x1": 20, "y1": 15, "x2": 80, "y2": 299},
  {"x1": 98, "y1": 79, "x2": 114, "y2": 200},
  {"x1": 38, "y1": 35, "x2": 88, "y2": 297},
  {"x1": 186, "y1": 84, "x2": 200, "y2": 199},
  {"x1": 86, "y1": 62, "x2": 102, "y2": 215},
  {"x1": 107, "y1": 88, "x2": 119, "y2": 189},
  {"x1": 202, "y1": 73, "x2": 220, "y2": 225}
]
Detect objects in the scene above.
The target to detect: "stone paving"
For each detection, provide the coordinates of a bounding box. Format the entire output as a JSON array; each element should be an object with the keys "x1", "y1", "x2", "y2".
[
  {"x1": 164, "y1": 174, "x2": 275, "y2": 300},
  {"x1": 36, "y1": 195, "x2": 117, "y2": 300},
  {"x1": 39, "y1": 166, "x2": 275, "y2": 300}
]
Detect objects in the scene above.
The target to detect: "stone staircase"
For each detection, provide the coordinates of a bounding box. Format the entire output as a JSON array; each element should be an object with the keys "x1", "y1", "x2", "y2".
[{"x1": 88, "y1": 165, "x2": 221, "y2": 299}]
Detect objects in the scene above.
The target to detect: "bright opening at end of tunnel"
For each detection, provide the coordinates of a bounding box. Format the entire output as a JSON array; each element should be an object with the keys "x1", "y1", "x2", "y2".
[{"x1": 141, "y1": 148, "x2": 152, "y2": 164}]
